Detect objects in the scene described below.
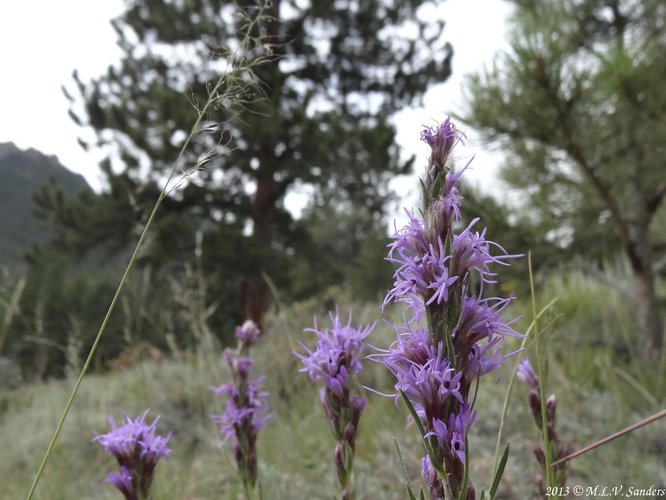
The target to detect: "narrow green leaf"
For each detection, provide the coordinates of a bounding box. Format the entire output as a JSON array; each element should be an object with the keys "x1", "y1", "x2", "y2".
[
  {"x1": 407, "y1": 486, "x2": 419, "y2": 500},
  {"x1": 529, "y1": 252, "x2": 552, "y2": 490},
  {"x1": 489, "y1": 443, "x2": 510, "y2": 499},
  {"x1": 400, "y1": 390, "x2": 445, "y2": 477},
  {"x1": 480, "y1": 491, "x2": 486, "y2": 500},
  {"x1": 393, "y1": 438, "x2": 418, "y2": 500},
  {"x1": 420, "y1": 488, "x2": 426, "y2": 500},
  {"x1": 400, "y1": 390, "x2": 429, "y2": 444}
]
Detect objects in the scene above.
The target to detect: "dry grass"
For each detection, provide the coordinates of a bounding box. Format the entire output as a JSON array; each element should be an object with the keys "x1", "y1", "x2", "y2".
[{"x1": 1, "y1": 278, "x2": 664, "y2": 499}]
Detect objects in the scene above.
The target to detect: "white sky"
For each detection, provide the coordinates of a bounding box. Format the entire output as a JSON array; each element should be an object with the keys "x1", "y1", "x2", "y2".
[{"x1": 0, "y1": 0, "x2": 514, "y2": 214}]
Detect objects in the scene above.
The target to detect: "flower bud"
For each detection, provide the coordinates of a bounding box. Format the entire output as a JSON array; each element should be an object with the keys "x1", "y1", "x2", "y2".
[
  {"x1": 528, "y1": 390, "x2": 542, "y2": 426},
  {"x1": 343, "y1": 423, "x2": 356, "y2": 450},
  {"x1": 334, "y1": 443, "x2": 348, "y2": 484},
  {"x1": 351, "y1": 395, "x2": 366, "y2": 427},
  {"x1": 547, "y1": 422, "x2": 558, "y2": 443},
  {"x1": 430, "y1": 198, "x2": 449, "y2": 239},
  {"x1": 546, "y1": 394, "x2": 557, "y2": 424},
  {"x1": 422, "y1": 456, "x2": 446, "y2": 500},
  {"x1": 246, "y1": 450, "x2": 257, "y2": 482},
  {"x1": 535, "y1": 475, "x2": 546, "y2": 496},
  {"x1": 532, "y1": 444, "x2": 546, "y2": 466},
  {"x1": 421, "y1": 118, "x2": 462, "y2": 172}
]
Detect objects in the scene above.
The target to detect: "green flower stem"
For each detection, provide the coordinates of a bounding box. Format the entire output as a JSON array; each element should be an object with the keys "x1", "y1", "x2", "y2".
[
  {"x1": 25, "y1": 197, "x2": 164, "y2": 500},
  {"x1": 528, "y1": 252, "x2": 553, "y2": 490}
]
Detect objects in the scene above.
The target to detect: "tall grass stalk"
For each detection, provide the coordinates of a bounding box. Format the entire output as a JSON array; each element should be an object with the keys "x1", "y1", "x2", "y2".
[
  {"x1": 24, "y1": 4, "x2": 271, "y2": 498},
  {"x1": 528, "y1": 252, "x2": 553, "y2": 490},
  {"x1": 490, "y1": 296, "x2": 558, "y2": 475}
]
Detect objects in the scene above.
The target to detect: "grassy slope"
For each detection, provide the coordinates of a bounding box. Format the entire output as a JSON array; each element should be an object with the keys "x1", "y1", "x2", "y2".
[{"x1": 1, "y1": 277, "x2": 665, "y2": 499}]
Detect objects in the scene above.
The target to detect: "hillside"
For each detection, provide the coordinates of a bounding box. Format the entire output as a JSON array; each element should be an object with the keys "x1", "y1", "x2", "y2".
[
  {"x1": 1, "y1": 290, "x2": 664, "y2": 499},
  {"x1": 0, "y1": 142, "x2": 91, "y2": 269}
]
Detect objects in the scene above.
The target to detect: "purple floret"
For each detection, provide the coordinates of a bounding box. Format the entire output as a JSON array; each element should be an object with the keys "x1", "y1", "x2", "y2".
[
  {"x1": 94, "y1": 411, "x2": 172, "y2": 467},
  {"x1": 212, "y1": 376, "x2": 272, "y2": 446},
  {"x1": 295, "y1": 310, "x2": 374, "y2": 382},
  {"x1": 452, "y1": 218, "x2": 523, "y2": 282},
  {"x1": 380, "y1": 343, "x2": 464, "y2": 422},
  {"x1": 106, "y1": 467, "x2": 135, "y2": 500},
  {"x1": 93, "y1": 411, "x2": 171, "y2": 500}
]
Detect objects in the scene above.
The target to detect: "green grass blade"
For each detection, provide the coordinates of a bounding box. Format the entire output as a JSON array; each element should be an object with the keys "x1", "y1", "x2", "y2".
[
  {"x1": 399, "y1": 390, "x2": 445, "y2": 482},
  {"x1": 529, "y1": 252, "x2": 552, "y2": 490},
  {"x1": 489, "y1": 443, "x2": 510, "y2": 499},
  {"x1": 400, "y1": 390, "x2": 430, "y2": 452},
  {"x1": 394, "y1": 438, "x2": 418, "y2": 500},
  {"x1": 613, "y1": 367, "x2": 658, "y2": 407},
  {"x1": 24, "y1": 199, "x2": 165, "y2": 500},
  {"x1": 23, "y1": 7, "x2": 271, "y2": 497}
]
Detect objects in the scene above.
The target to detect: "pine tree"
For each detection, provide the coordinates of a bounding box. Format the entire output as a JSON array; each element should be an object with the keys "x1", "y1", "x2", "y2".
[
  {"x1": 53, "y1": 0, "x2": 453, "y2": 330},
  {"x1": 464, "y1": 0, "x2": 665, "y2": 362}
]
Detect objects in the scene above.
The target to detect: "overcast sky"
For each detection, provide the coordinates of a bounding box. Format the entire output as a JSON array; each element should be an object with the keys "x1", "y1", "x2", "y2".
[{"x1": 0, "y1": 0, "x2": 514, "y2": 213}]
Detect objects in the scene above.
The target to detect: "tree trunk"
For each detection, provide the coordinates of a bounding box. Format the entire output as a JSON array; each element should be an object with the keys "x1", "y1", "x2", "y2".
[
  {"x1": 625, "y1": 170, "x2": 663, "y2": 364},
  {"x1": 241, "y1": 0, "x2": 282, "y2": 329},
  {"x1": 632, "y1": 268, "x2": 663, "y2": 364},
  {"x1": 243, "y1": 170, "x2": 277, "y2": 328}
]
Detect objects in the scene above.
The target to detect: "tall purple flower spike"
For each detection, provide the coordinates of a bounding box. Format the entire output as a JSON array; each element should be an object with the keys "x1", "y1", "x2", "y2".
[
  {"x1": 295, "y1": 310, "x2": 374, "y2": 500},
  {"x1": 371, "y1": 117, "x2": 523, "y2": 500},
  {"x1": 93, "y1": 410, "x2": 172, "y2": 500},
  {"x1": 211, "y1": 320, "x2": 271, "y2": 495}
]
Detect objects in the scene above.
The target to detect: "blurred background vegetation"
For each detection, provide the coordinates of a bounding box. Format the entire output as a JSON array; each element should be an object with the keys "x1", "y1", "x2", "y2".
[{"x1": 0, "y1": 0, "x2": 664, "y2": 498}]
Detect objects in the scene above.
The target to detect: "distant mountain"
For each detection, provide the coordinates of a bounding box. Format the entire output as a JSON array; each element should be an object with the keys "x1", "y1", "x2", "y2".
[{"x1": 0, "y1": 143, "x2": 91, "y2": 270}]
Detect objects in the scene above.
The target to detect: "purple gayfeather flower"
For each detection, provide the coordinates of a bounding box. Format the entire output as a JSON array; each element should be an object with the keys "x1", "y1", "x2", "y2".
[
  {"x1": 295, "y1": 310, "x2": 374, "y2": 500},
  {"x1": 295, "y1": 310, "x2": 373, "y2": 384},
  {"x1": 382, "y1": 343, "x2": 464, "y2": 423},
  {"x1": 211, "y1": 322, "x2": 271, "y2": 496},
  {"x1": 420, "y1": 117, "x2": 466, "y2": 173},
  {"x1": 235, "y1": 319, "x2": 261, "y2": 347},
  {"x1": 517, "y1": 358, "x2": 572, "y2": 499},
  {"x1": 452, "y1": 219, "x2": 521, "y2": 283},
  {"x1": 93, "y1": 410, "x2": 172, "y2": 500},
  {"x1": 425, "y1": 406, "x2": 476, "y2": 466},
  {"x1": 372, "y1": 117, "x2": 523, "y2": 500},
  {"x1": 516, "y1": 357, "x2": 539, "y2": 391}
]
